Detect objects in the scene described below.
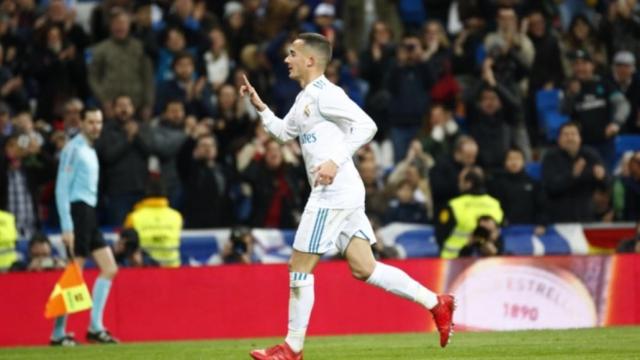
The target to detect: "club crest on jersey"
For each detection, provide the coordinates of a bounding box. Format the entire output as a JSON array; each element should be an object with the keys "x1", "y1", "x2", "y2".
[{"x1": 303, "y1": 104, "x2": 311, "y2": 117}]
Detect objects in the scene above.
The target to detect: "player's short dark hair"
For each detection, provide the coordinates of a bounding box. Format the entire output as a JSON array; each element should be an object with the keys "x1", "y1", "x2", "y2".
[
  {"x1": 297, "y1": 32, "x2": 332, "y2": 66},
  {"x1": 81, "y1": 106, "x2": 102, "y2": 121}
]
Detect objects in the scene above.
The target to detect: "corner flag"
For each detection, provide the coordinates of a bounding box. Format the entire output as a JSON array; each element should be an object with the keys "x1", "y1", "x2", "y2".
[{"x1": 44, "y1": 262, "x2": 92, "y2": 318}]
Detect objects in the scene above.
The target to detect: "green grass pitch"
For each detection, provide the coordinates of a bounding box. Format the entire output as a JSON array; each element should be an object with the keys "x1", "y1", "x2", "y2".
[{"x1": 2, "y1": 327, "x2": 639, "y2": 360}]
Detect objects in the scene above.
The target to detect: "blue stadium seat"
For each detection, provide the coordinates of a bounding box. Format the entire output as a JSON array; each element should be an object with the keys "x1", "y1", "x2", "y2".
[
  {"x1": 503, "y1": 234, "x2": 534, "y2": 255},
  {"x1": 180, "y1": 235, "x2": 218, "y2": 264},
  {"x1": 538, "y1": 229, "x2": 571, "y2": 254},
  {"x1": 395, "y1": 229, "x2": 439, "y2": 258},
  {"x1": 282, "y1": 230, "x2": 296, "y2": 246},
  {"x1": 614, "y1": 135, "x2": 640, "y2": 164},
  {"x1": 535, "y1": 89, "x2": 562, "y2": 115},
  {"x1": 542, "y1": 112, "x2": 569, "y2": 142},
  {"x1": 525, "y1": 162, "x2": 542, "y2": 181}
]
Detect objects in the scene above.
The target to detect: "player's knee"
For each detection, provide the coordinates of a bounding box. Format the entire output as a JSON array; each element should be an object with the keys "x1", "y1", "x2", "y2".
[
  {"x1": 102, "y1": 265, "x2": 118, "y2": 279},
  {"x1": 350, "y1": 264, "x2": 374, "y2": 281}
]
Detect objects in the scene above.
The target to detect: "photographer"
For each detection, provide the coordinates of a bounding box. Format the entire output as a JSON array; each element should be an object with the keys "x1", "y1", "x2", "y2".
[
  {"x1": 10, "y1": 232, "x2": 65, "y2": 271},
  {"x1": 222, "y1": 226, "x2": 256, "y2": 264},
  {"x1": 112, "y1": 228, "x2": 157, "y2": 267},
  {"x1": 617, "y1": 220, "x2": 640, "y2": 254},
  {"x1": 459, "y1": 216, "x2": 505, "y2": 257}
]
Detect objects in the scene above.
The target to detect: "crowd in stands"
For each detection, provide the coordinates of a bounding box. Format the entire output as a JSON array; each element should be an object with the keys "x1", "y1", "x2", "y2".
[{"x1": 1, "y1": 0, "x2": 640, "y2": 265}]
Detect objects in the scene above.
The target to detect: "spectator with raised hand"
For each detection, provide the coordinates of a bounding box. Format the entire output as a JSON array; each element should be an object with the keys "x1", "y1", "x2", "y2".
[
  {"x1": 178, "y1": 129, "x2": 235, "y2": 229},
  {"x1": 452, "y1": 16, "x2": 487, "y2": 86},
  {"x1": 384, "y1": 33, "x2": 434, "y2": 163},
  {"x1": 562, "y1": 49, "x2": 630, "y2": 169},
  {"x1": 417, "y1": 104, "x2": 459, "y2": 162},
  {"x1": 141, "y1": 99, "x2": 189, "y2": 209},
  {"x1": 484, "y1": 6, "x2": 535, "y2": 69},
  {"x1": 241, "y1": 139, "x2": 305, "y2": 229},
  {"x1": 607, "y1": 51, "x2": 640, "y2": 134},
  {"x1": 421, "y1": 20, "x2": 458, "y2": 107},
  {"x1": 31, "y1": 24, "x2": 87, "y2": 122},
  {"x1": 154, "y1": 51, "x2": 215, "y2": 118},
  {"x1": 88, "y1": 8, "x2": 153, "y2": 121},
  {"x1": 95, "y1": 95, "x2": 149, "y2": 226},
  {"x1": 387, "y1": 140, "x2": 433, "y2": 218},
  {"x1": 489, "y1": 147, "x2": 547, "y2": 232},
  {"x1": 33, "y1": 0, "x2": 89, "y2": 53},
  {"x1": 359, "y1": 20, "x2": 397, "y2": 140},
  {"x1": 542, "y1": 122, "x2": 610, "y2": 223}
]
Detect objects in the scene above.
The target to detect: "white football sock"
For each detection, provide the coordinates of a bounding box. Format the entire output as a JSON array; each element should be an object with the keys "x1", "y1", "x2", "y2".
[
  {"x1": 366, "y1": 261, "x2": 438, "y2": 309},
  {"x1": 285, "y1": 272, "x2": 315, "y2": 353}
]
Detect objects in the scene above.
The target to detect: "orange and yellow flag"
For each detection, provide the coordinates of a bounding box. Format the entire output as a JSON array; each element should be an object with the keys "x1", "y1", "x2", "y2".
[{"x1": 44, "y1": 262, "x2": 92, "y2": 318}]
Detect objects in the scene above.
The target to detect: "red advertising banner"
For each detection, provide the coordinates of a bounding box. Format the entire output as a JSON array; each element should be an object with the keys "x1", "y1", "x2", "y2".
[{"x1": 0, "y1": 255, "x2": 637, "y2": 347}]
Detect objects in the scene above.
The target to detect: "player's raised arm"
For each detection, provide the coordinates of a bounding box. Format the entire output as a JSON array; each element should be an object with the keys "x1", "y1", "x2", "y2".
[
  {"x1": 240, "y1": 73, "x2": 299, "y2": 142},
  {"x1": 318, "y1": 88, "x2": 378, "y2": 167}
]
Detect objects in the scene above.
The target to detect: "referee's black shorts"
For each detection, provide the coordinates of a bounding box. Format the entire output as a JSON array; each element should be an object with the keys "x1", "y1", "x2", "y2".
[{"x1": 71, "y1": 201, "x2": 107, "y2": 257}]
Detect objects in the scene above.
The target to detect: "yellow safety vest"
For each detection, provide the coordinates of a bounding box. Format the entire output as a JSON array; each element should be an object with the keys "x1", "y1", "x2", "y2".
[
  {"x1": 128, "y1": 198, "x2": 183, "y2": 268},
  {"x1": 0, "y1": 210, "x2": 18, "y2": 271},
  {"x1": 441, "y1": 194, "x2": 504, "y2": 259}
]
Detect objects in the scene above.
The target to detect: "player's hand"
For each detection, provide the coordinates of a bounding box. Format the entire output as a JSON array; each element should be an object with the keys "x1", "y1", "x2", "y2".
[
  {"x1": 61, "y1": 231, "x2": 75, "y2": 256},
  {"x1": 312, "y1": 160, "x2": 338, "y2": 187},
  {"x1": 239, "y1": 74, "x2": 266, "y2": 112}
]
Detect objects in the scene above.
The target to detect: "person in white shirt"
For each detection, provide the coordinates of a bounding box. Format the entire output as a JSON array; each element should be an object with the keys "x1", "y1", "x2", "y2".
[{"x1": 241, "y1": 33, "x2": 455, "y2": 360}]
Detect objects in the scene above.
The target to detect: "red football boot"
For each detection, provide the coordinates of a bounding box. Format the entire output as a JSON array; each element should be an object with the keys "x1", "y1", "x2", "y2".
[
  {"x1": 430, "y1": 294, "x2": 455, "y2": 348},
  {"x1": 250, "y1": 342, "x2": 303, "y2": 360}
]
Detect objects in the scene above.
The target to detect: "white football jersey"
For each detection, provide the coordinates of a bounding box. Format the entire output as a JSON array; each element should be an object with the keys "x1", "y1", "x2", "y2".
[{"x1": 259, "y1": 75, "x2": 377, "y2": 209}]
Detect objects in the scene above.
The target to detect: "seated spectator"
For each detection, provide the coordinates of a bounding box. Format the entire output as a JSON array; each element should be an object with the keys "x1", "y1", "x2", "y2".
[
  {"x1": 154, "y1": 51, "x2": 215, "y2": 118},
  {"x1": 123, "y1": 178, "x2": 183, "y2": 268},
  {"x1": 489, "y1": 147, "x2": 547, "y2": 232},
  {"x1": 614, "y1": 150, "x2": 640, "y2": 221},
  {"x1": 222, "y1": 226, "x2": 257, "y2": 264},
  {"x1": 616, "y1": 220, "x2": 640, "y2": 254},
  {"x1": 178, "y1": 131, "x2": 235, "y2": 229},
  {"x1": 459, "y1": 216, "x2": 505, "y2": 257},
  {"x1": 10, "y1": 232, "x2": 65, "y2": 271},
  {"x1": 155, "y1": 27, "x2": 194, "y2": 83},
  {"x1": 0, "y1": 208, "x2": 17, "y2": 272},
  {"x1": 541, "y1": 122, "x2": 610, "y2": 223},
  {"x1": 112, "y1": 228, "x2": 157, "y2": 267},
  {"x1": 242, "y1": 139, "x2": 304, "y2": 229},
  {"x1": 383, "y1": 179, "x2": 429, "y2": 225},
  {"x1": 436, "y1": 166, "x2": 504, "y2": 259},
  {"x1": 561, "y1": 49, "x2": 629, "y2": 169},
  {"x1": 387, "y1": 140, "x2": 433, "y2": 218},
  {"x1": 607, "y1": 51, "x2": 640, "y2": 134},
  {"x1": 417, "y1": 104, "x2": 459, "y2": 162},
  {"x1": 430, "y1": 135, "x2": 479, "y2": 213}
]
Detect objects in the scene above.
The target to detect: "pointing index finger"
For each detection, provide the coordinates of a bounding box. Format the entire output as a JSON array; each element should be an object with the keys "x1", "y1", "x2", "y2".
[{"x1": 242, "y1": 73, "x2": 251, "y2": 87}]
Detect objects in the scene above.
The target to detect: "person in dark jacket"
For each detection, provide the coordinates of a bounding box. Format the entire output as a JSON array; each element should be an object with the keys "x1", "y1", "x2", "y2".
[
  {"x1": 489, "y1": 147, "x2": 547, "y2": 230},
  {"x1": 607, "y1": 50, "x2": 640, "y2": 134},
  {"x1": 615, "y1": 150, "x2": 640, "y2": 221},
  {"x1": 562, "y1": 49, "x2": 630, "y2": 169},
  {"x1": 541, "y1": 122, "x2": 610, "y2": 223},
  {"x1": 430, "y1": 135, "x2": 479, "y2": 213},
  {"x1": 178, "y1": 132, "x2": 235, "y2": 228},
  {"x1": 384, "y1": 33, "x2": 434, "y2": 163},
  {"x1": 95, "y1": 95, "x2": 149, "y2": 226},
  {"x1": 383, "y1": 179, "x2": 429, "y2": 225},
  {"x1": 242, "y1": 139, "x2": 304, "y2": 229}
]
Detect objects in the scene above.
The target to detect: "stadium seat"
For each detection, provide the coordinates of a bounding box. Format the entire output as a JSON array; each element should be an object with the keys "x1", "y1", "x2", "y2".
[
  {"x1": 538, "y1": 229, "x2": 571, "y2": 254},
  {"x1": 614, "y1": 135, "x2": 640, "y2": 164},
  {"x1": 524, "y1": 162, "x2": 542, "y2": 181},
  {"x1": 395, "y1": 229, "x2": 439, "y2": 258},
  {"x1": 535, "y1": 89, "x2": 562, "y2": 115},
  {"x1": 503, "y1": 233, "x2": 534, "y2": 255},
  {"x1": 541, "y1": 112, "x2": 569, "y2": 143}
]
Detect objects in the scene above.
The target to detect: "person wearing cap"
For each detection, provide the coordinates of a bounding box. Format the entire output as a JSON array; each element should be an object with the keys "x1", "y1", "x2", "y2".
[
  {"x1": 561, "y1": 48, "x2": 630, "y2": 169},
  {"x1": 607, "y1": 50, "x2": 640, "y2": 133}
]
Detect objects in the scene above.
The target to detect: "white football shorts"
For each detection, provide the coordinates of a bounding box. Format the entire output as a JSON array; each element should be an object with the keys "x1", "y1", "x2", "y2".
[{"x1": 293, "y1": 207, "x2": 376, "y2": 254}]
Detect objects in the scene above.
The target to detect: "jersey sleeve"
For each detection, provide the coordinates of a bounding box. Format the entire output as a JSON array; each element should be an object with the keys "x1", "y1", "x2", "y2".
[
  {"x1": 259, "y1": 105, "x2": 299, "y2": 143},
  {"x1": 55, "y1": 145, "x2": 76, "y2": 232},
  {"x1": 318, "y1": 87, "x2": 378, "y2": 167}
]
